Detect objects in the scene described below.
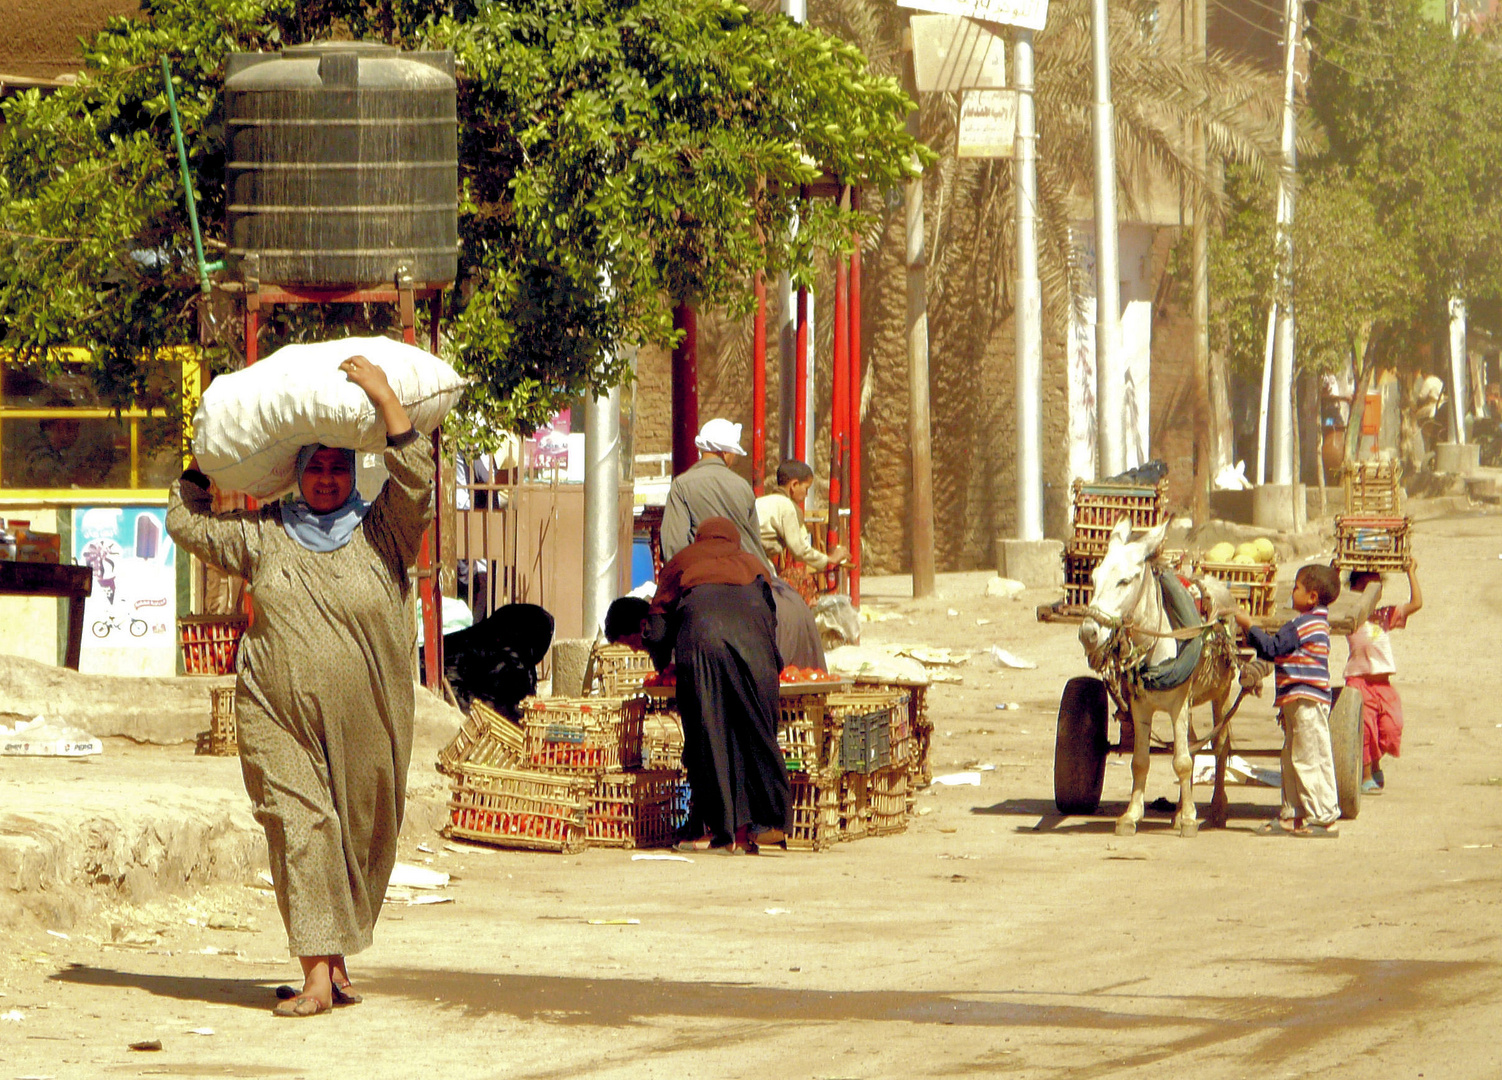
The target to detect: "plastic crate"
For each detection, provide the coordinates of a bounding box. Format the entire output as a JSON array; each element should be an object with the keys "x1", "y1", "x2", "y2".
[
  {"x1": 520, "y1": 695, "x2": 646, "y2": 775},
  {"x1": 178, "y1": 615, "x2": 248, "y2": 676},
  {"x1": 1344, "y1": 460, "x2": 1402, "y2": 515},
  {"x1": 1195, "y1": 559, "x2": 1278, "y2": 618},
  {"x1": 444, "y1": 763, "x2": 593, "y2": 853},
  {"x1": 591, "y1": 644, "x2": 656, "y2": 698},
  {"x1": 787, "y1": 769, "x2": 841, "y2": 851},
  {"x1": 586, "y1": 769, "x2": 682, "y2": 849},
  {"x1": 195, "y1": 686, "x2": 237, "y2": 757},
  {"x1": 1334, "y1": 515, "x2": 1411, "y2": 573}
]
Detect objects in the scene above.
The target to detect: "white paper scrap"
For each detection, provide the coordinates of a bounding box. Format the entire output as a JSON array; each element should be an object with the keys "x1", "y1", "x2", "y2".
[
  {"x1": 933, "y1": 772, "x2": 982, "y2": 786},
  {"x1": 388, "y1": 863, "x2": 449, "y2": 890},
  {"x1": 631, "y1": 854, "x2": 693, "y2": 863},
  {"x1": 989, "y1": 646, "x2": 1037, "y2": 669}
]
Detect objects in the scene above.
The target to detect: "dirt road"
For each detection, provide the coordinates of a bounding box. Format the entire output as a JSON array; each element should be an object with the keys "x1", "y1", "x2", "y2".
[{"x1": 3, "y1": 508, "x2": 1500, "y2": 1079}]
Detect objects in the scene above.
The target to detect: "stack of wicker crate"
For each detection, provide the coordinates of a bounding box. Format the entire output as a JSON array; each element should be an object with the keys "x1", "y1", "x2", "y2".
[
  {"x1": 439, "y1": 693, "x2": 667, "y2": 853},
  {"x1": 1063, "y1": 477, "x2": 1169, "y2": 607},
  {"x1": 1335, "y1": 461, "x2": 1411, "y2": 574},
  {"x1": 777, "y1": 686, "x2": 913, "y2": 850}
]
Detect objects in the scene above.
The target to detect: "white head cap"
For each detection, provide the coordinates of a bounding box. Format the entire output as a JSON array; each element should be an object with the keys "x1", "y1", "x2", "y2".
[{"x1": 695, "y1": 418, "x2": 745, "y2": 456}]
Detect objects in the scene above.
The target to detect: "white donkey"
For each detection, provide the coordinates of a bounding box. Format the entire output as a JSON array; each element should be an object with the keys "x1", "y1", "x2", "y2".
[{"x1": 1079, "y1": 518, "x2": 1240, "y2": 837}]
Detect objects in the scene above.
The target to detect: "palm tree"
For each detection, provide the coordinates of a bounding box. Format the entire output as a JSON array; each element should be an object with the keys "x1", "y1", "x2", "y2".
[{"x1": 696, "y1": 0, "x2": 1287, "y2": 570}]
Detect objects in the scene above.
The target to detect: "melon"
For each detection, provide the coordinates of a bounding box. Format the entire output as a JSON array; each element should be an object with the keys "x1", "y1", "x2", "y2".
[
  {"x1": 1205, "y1": 542, "x2": 1236, "y2": 564},
  {"x1": 1252, "y1": 537, "x2": 1277, "y2": 563}
]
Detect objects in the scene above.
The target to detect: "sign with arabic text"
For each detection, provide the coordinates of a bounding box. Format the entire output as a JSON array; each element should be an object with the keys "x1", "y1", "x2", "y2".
[{"x1": 898, "y1": 0, "x2": 1048, "y2": 32}]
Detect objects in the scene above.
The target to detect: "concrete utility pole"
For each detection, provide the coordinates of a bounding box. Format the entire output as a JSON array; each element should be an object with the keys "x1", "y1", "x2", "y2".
[
  {"x1": 1189, "y1": 0, "x2": 1211, "y2": 522},
  {"x1": 903, "y1": 24, "x2": 936, "y2": 598},
  {"x1": 779, "y1": 0, "x2": 810, "y2": 465},
  {"x1": 581, "y1": 383, "x2": 621, "y2": 638},
  {"x1": 1091, "y1": 0, "x2": 1125, "y2": 479},
  {"x1": 1013, "y1": 28, "x2": 1044, "y2": 541},
  {"x1": 1266, "y1": 0, "x2": 1301, "y2": 490}
]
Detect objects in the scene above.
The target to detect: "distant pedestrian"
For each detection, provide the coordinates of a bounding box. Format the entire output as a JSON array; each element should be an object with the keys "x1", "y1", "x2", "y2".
[{"x1": 1235, "y1": 564, "x2": 1342, "y2": 838}]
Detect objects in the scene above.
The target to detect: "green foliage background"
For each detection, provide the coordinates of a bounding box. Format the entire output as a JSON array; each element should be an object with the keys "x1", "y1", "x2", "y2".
[{"x1": 0, "y1": 0, "x2": 928, "y2": 440}]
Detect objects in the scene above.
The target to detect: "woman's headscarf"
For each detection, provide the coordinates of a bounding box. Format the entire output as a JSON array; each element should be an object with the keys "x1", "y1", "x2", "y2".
[
  {"x1": 281, "y1": 444, "x2": 371, "y2": 552},
  {"x1": 650, "y1": 516, "x2": 767, "y2": 614}
]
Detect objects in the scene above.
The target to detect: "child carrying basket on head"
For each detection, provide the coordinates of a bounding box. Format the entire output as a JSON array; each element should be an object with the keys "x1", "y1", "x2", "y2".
[{"x1": 1344, "y1": 559, "x2": 1422, "y2": 795}]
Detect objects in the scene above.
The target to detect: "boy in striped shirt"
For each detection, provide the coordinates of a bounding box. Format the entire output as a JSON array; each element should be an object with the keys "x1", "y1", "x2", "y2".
[{"x1": 1234, "y1": 564, "x2": 1342, "y2": 838}]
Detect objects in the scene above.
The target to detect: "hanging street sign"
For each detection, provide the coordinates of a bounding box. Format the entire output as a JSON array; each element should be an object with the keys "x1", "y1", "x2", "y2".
[
  {"x1": 956, "y1": 89, "x2": 1019, "y2": 158},
  {"x1": 910, "y1": 15, "x2": 1007, "y2": 92},
  {"x1": 897, "y1": 0, "x2": 1049, "y2": 32}
]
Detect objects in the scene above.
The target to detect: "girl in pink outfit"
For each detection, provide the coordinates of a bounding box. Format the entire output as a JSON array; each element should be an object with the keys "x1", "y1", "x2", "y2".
[{"x1": 1344, "y1": 559, "x2": 1423, "y2": 794}]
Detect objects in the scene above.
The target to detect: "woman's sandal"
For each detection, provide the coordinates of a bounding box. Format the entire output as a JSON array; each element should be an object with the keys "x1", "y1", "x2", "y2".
[
  {"x1": 1255, "y1": 820, "x2": 1295, "y2": 836},
  {"x1": 272, "y1": 993, "x2": 330, "y2": 1018},
  {"x1": 332, "y1": 982, "x2": 363, "y2": 1006},
  {"x1": 750, "y1": 827, "x2": 787, "y2": 851},
  {"x1": 672, "y1": 836, "x2": 714, "y2": 853}
]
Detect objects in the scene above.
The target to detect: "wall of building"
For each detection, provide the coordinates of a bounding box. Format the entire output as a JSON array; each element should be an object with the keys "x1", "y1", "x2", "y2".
[{"x1": 1, "y1": 0, "x2": 138, "y2": 79}]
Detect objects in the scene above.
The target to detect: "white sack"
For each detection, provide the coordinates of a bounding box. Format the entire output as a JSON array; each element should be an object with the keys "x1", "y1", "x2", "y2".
[{"x1": 193, "y1": 336, "x2": 466, "y2": 498}]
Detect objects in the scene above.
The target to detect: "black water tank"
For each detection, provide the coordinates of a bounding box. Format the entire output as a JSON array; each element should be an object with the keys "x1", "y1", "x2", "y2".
[{"x1": 224, "y1": 41, "x2": 457, "y2": 286}]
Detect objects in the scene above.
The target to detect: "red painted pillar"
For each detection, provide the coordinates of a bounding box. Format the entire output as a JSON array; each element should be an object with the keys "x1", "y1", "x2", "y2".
[
  {"x1": 830, "y1": 244, "x2": 849, "y2": 564},
  {"x1": 849, "y1": 190, "x2": 863, "y2": 606},
  {"x1": 672, "y1": 303, "x2": 699, "y2": 476},
  {"x1": 421, "y1": 294, "x2": 443, "y2": 690},
  {"x1": 793, "y1": 185, "x2": 811, "y2": 469},
  {"x1": 752, "y1": 274, "x2": 767, "y2": 495}
]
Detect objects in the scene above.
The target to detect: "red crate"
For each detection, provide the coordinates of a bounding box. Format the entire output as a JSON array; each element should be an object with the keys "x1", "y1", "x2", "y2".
[{"x1": 178, "y1": 615, "x2": 247, "y2": 676}]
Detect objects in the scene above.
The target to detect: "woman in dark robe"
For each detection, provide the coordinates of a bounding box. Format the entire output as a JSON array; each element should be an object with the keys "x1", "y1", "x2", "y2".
[{"x1": 613, "y1": 517, "x2": 791, "y2": 854}]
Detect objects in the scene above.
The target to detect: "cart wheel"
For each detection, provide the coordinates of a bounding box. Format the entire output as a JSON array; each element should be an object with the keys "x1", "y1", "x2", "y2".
[
  {"x1": 1054, "y1": 676, "x2": 1110, "y2": 815},
  {"x1": 1330, "y1": 685, "x2": 1363, "y2": 820}
]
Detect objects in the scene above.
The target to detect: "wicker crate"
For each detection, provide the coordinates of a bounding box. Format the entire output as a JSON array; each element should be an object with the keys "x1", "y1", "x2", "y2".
[
  {"x1": 642, "y1": 711, "x2": 685, "y2": 771},
  {"x1": 867, "y1": 766, "x2": 910, "y2": 836},
  {"x1": 1071, "y1": 477, "x2": 1167, "y2": 536},
  {"x1": 1195, "y1": 559, "x2": 1278, "y2": 618},
  {"x1": 1064, "y1": 548, "x2": 1099, "y2": 608},
  {"x1": 521, "y1": 695, "x2": 646, "y2": 775},
  {"x1": 787, "y1": 769, "x2": 841, "y2": 851},
  {"x1": 438, "y1": 699, "x2": 524, "y2": 776},
  {"x1": 777, "y1": 691, "x2": 838, "y2": 773},
  {"x1": 1344, "y1": 460, "x2": 1402, "y2": 515},
  {"x1": 444, "y1": 763, "x2": 593, "y2": 854},
  {"x1": 1334, "y1": 515, "x2": 1411, "y2": 573},
  {"x1": 178, "y1": 614, "x2": 248, "y2": 676},
  {"x1": 587, "y1": 769, "x2": 682, "y2": 849},
  {"x1": 194, "y1": 686, "x2": 237, "y2": 756},
  {"x1": 591, "y1": 644, "x2": 656, "y2": 698},
  {"x1": 839, "y1": 772, "x2": 868, "y2": 841}
]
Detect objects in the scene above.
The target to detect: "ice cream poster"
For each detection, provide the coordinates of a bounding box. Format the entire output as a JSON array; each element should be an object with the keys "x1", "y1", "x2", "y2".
[{"x1": 71, "y1": 507, "x2": 177, "y2": 676}]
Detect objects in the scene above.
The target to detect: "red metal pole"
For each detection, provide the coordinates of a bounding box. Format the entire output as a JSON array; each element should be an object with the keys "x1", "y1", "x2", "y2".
[
  {"x1": 793, "y1": 185, "x2": 811, "y2": 469},
  {"x1": 424, "y1": 295, "x2": 443, "y2": 689},
  {"x1": 752, "y1": 273, "x2": 767, "y2": 495},
  {"x1": 830, "y1": 240, "x2": 849, "y2": 563},
  {"x1": 672, "y1": 303, "x2": 699, "y2": 476},
  {"x1": 849, "y1": 189, "x2": 863, "y2": 606}
]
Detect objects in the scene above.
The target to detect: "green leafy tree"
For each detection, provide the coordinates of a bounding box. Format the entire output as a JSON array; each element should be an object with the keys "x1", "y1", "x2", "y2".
[{"x1": 0, "y1": 0, "x2": 927, "y2": 436}]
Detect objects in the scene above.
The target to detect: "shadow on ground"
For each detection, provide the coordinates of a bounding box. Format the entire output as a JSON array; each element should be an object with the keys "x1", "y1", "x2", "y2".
[{"x1": 972, "y1": 797, "x2": 1279, "y2": 833}]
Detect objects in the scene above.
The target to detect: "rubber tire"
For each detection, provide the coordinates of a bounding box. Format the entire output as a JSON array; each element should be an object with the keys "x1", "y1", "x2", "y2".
[
  {"x1": 1329, "y1": 685, "x2": 1363, "y2": 820},
  {"x1": 1054, "y1": 676, "x2": 1110, "y2": 815}
]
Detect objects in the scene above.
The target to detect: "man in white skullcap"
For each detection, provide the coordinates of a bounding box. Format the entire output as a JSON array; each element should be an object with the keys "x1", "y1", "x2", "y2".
[{"x1": 658, "y1": 418, "x2": 823, "y2": 669}]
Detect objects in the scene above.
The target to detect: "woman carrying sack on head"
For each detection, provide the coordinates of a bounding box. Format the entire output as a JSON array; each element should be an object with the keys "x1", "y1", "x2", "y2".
[{"x1": 167, "y1": 355, "x2": 432, "y2": 1017}]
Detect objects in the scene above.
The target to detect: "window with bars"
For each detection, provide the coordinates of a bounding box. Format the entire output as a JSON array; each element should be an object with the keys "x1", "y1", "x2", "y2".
[{"x1": 0, "y1": 350, "x2": 198, "y2": 498}]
